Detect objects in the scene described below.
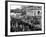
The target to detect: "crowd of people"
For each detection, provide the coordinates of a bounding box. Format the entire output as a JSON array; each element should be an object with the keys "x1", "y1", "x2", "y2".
[{"x1": 10, "y1": 8, "x2": 41, "y2": 32}]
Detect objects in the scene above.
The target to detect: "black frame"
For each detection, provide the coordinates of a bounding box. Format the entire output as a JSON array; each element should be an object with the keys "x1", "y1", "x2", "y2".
[{"x1": 5, "y1": 1, "x2": 45, "y2": 36}]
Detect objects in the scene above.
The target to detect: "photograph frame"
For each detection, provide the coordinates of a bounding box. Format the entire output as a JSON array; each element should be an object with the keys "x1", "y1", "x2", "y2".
[{"x1": 5, "y1": 1, "x2": 45, "y2": 36}]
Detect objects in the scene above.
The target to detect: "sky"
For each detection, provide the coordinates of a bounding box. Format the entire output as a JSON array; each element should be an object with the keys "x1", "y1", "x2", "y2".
[{"x1": 11, "y1": 5, "x2": 22, "y2": 9}]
